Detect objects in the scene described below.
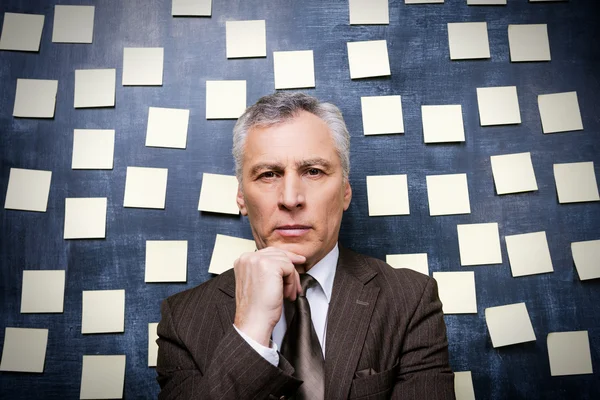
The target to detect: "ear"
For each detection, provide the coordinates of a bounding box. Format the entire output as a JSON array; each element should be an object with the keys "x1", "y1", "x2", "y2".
[
  {"x1": 237, "y1": 184, "x2": 248, "y2": 216},
  {"x1": 343, "y1": 180, "x2": 352, "y2": 211}
]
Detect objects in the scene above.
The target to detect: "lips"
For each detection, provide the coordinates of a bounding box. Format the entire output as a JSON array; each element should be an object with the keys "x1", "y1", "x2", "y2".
[{"x1": 275, "y1": 225, "x2": 311, "y2": 237}]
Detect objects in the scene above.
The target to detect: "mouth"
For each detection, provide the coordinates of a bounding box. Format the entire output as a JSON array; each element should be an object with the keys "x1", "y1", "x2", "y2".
[{"x1": 275, "y1": 225, "x2": 312, "y2": 237}]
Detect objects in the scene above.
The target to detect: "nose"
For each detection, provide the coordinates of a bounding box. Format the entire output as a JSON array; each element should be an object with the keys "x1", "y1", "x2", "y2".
[{"x1": 278, "y1": 173, "x2": 305, "y2": 210}]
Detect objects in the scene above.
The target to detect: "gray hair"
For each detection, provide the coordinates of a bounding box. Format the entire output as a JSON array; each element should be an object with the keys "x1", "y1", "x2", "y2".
[{"x1": 232, "y1": 92, "x2": 350, "y2": 182}]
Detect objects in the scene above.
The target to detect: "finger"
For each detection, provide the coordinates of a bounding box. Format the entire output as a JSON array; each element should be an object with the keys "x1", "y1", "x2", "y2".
[
  {"x1": 281, "y1": 250, "x2": 307, "y2": 265},
  {"x1": 261, "y1": 247, "x2": 306, "y2": 265},
  {"x1": 276, "y1": 258, "x2": 302, "y2": 296},
  {"x1": 284, "y1": 266, "x2": 301, "y2": 292},
  {"x1": 283, "y1": 280, "x2": 297, "y2": 301},
  {"x1": 282, "y1": 270, "x2": 299, "y2": 301}
]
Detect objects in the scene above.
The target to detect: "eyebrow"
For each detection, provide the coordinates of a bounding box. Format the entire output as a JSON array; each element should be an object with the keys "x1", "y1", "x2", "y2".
[
  {"x1": 249, "y1": 163, "x2": 284, "y2": 177},
  {"x1": 249, "y1": 158, "x2": 333, "y2": 177},
  {"x1": 296, "y1": 157, "x2": 332, "y2": 171}
]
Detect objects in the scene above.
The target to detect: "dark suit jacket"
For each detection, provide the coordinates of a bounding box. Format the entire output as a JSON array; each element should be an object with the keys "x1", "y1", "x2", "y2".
[{"x1": 156, "y1": 246, "x2": 455, "y2": 399}]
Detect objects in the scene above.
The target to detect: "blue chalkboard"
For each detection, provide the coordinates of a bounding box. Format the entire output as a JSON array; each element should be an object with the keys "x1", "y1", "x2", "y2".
[{"x1": 1, "y1": 0, "x2": 599, "y2": 398}]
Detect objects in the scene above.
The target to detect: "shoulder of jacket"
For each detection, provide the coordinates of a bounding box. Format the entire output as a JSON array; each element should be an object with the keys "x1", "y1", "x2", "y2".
[
  {"x1": 163, "y1": 269, "x2": 235, "y2": 311},
  {"x1": 356, "y1": 251, "x2": 432, "y2": 291}
]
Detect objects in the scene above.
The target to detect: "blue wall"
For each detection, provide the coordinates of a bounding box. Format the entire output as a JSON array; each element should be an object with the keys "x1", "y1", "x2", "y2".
[{"x1": 1, "y1": 0, "x2": 599, "y2": 398}]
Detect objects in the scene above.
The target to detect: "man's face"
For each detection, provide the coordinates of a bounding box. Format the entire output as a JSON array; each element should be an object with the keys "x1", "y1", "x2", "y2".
[{"x1": 237, "y1": 110, "x2": 352, "y2": 269}]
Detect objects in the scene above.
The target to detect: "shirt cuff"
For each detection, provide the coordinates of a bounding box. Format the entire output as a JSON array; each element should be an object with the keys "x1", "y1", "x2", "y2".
[{"x1": 233, "y1": 324, "x2": 279, "y2": 367}]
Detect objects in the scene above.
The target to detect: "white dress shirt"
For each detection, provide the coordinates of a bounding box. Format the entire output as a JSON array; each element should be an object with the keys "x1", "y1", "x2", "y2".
[{"x1": 234, "y1": 244, "x2": 338, "y2": 367}]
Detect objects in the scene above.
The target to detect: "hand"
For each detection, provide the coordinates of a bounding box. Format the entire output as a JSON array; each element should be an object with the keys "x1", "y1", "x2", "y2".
[{"x1": 233, "y1": 247, "x2": 306, "y2": 347}]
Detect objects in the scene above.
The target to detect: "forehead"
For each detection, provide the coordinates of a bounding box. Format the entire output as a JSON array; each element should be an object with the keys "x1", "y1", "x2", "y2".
[{"x1": 243, "y1": 111, "x2": 339, "y2": 165}]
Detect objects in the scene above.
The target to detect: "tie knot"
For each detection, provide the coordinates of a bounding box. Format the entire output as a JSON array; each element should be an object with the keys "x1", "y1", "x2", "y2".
[{"x1": 299, "y1": 273, "x2": 317, "y2": 294}]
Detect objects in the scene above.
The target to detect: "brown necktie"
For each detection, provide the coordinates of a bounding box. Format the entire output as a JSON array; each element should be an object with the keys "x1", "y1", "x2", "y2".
[{"x1": 281, "y1": 274, "x2": 325, "y2": 399}]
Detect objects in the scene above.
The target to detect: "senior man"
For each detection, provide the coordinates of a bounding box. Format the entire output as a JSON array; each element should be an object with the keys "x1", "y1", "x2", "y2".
[{"x1": 156, "y1": 92, "x2": 454, "y2": 399}]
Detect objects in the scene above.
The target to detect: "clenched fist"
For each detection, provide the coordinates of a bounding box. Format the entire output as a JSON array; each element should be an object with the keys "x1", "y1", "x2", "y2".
[{"x1": 233, "y1": 247, "x2": 306, "y2": 347}]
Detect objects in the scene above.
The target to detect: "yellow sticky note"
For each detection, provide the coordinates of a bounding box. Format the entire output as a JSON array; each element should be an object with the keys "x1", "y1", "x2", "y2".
[
  {"x1": 64, "y1": 198, "x2": 107, "y2": 239},
  {"x1": 457, "y1": 223, "x2": 502, "y2": 266},
  {"x1": 547, "y1": 331, "x2": 593, "y2": 376},
  {"x1": 506, "y1": 231, "x2": 553, "y2": 277},
  {"x1": 146, "y1": 107, "x2": 189, "y2": 149},
  {"x1": 148, "y1": 323, "x2": 159, "y2": 367},
  {"x1": 490, "y1": 152, "x2": 538, "y2": 195},
  {"x1": 538, "y1": 91, "x2": 583, "y2": 134},
  {"x1": 476, "y1": 86, "x2": 521, "y2": 126},
  {"x1": 447, "y1": 22, "x2": 490, "y2": 60},
  {"x1": 208, "y1": 234, "x2": 256, "y2": 274},
  {"x1": 198, "y1": 173, "x2": 239, "y2": 215},
  {"x1": 81, "y1": 290, "x2": 125, "y2": 334},
  {"x1": 426, "y1": 173, "x2": 471, "y2": 216},
  {"x1": 386, "y1": 253, "x2": 429, "y2": 275},
  {"x1": 571, "y1": 239, "x2": 600, "y2": 280},
  {"x1": 0, "y1": 328, "x2": 48, "y2": 373},
  {"x1": 0, "y1": 12, "x2": 44, "y2": 51},
  {"x1": 80, "y1": 355, "x2": 126, "y2": 399},
  {"x1": 273, "y1": 50, "x2": 315, "y2": 89},
  {"x1": 13, "y1": 79, "x2": 58, "y2": 118},
  {"x1": 21, "y1": 270, "x2": 66, "y2": 313},
  {"x1": 145, "y1": 241, "x2": 188, "y2": 283},
  {"x1": 508, "y1": 24, "x2": 551, "y2": 62},
  {"x1": 485, "y1": 302, "x2": 536, "y2": 348},
  {"x1": 4, "y1": 168, "x2": 52, "y2": 212},
  {"x1": 206, "y1": 80, "x2": 246, "y2": 119},
  {"x1": 123, "y1": 48, "x2": 164, "y2": 86},
  {"x1": 433, "y1": 271, "x2": 477, "y2": 314},
  {"x1": 123, "y1": 166, "x2": 169, "y2": 209},
  {"x1": 454, "y1": 371, "x2": 476, "y2": 400},
  {"x1": 349, "y1": 0, "x2": 389, "y2": 25},
  {"x1": 52, "y1": 5, "x2": 94, "y2": 44},
  {"x1": 74, "y1": 69, "x2": 116, "y2": 108},
  {"x1": 422, "y1": 105, "x2": 465, "y2": 143},
  {"x1": 347, "y1": 40, "x2": 390, "y2": 79},
  {"x1": 72, "y1": 129, "x2": 115, "y2": 169},
  {"x1": 172, "y1": 0, "x2": 212, "y2": 16},
  {"x1": 361, "y1": 95, "x2": 404, "y2": 135},
  {"x1": 553, "y1": 162, "x2": 599, "y2": 204},
  {"x1": 366, "y1": 175, "x2": 410, "y2": 216},
  {"x1": 226, "y1": 20, "x2": 266, "y2": 58}
]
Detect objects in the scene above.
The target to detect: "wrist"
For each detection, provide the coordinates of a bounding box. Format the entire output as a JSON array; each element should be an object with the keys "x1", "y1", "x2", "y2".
[{"x1": 234, "y1": 316, "x2": 275, "y2": 347}]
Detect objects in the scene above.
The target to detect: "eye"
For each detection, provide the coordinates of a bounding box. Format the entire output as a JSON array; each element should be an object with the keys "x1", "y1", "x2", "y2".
[
  {"x1": 259, "y1": 171, "x2": 277, "y2": 180},
  {"x1": 307, "y1": 168, "x2": 322, "y2": 176}
]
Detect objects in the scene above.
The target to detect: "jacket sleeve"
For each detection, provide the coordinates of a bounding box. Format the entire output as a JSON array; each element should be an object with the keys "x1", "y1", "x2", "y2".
[
  {"x1": 156, "y1": 298, "x2": 302, "y2": 400},
  {"x1": 392, "y1": 277, "x2": 455, "y2": 399}
]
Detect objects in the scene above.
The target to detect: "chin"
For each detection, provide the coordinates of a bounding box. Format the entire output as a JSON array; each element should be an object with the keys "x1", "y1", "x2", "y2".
[{"x1": 273, "y1": 241, "x2": 313, "y2": 259}]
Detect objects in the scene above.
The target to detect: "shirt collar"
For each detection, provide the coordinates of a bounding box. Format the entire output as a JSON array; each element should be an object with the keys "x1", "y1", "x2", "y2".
[{"x1": 307, "y1": 244, "x2": 338, "y2": 304}]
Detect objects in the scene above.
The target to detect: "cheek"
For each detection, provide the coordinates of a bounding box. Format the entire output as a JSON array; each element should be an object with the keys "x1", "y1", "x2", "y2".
[
  {"x1": 245, "y1": 193, "x2": 275, "y2": 225},
  {"x1": 322, "y1": 190, "x2": 345, "y2": 220}
]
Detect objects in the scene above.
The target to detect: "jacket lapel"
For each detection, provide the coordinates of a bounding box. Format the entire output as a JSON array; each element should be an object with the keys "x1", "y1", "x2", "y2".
[{"x1": 324, "y1": 247, "x2": 380, "y2": 400}]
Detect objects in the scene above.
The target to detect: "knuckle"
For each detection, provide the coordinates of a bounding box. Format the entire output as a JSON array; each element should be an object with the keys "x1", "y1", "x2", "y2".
[{"x1": 236, "y1": 252, "x2": 253, "y2": 266}]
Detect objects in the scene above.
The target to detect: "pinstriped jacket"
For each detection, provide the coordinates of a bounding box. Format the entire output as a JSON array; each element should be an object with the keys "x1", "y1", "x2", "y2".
[{"x1": 156, "y1": 246, "x2": 455, "y2": 399}]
